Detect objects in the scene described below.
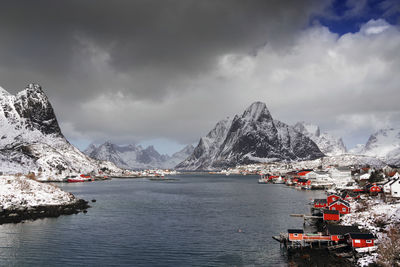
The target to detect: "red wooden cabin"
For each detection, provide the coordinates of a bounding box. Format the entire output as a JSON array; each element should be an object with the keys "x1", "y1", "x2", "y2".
[
  {"x1": 313, "y1": 198, "x2": 328, "y2": 208},
  {"x1": 346, "y1": 233, "x2": 376, "y2": 248},
  {"x1": 297, "y1": 170, "x2": 311, "y2": 177},
  {"x1": 329, "y1": 199, "x2": 350, "y2": 215},
  {"x1": 327, "y1": 193, "x2": 341, "y2": 205},
  {"x1": 326, "y1": 225, "x2": 360, "y2": 242},
  {"x1": 366, "y1": 183, "x2": 382, "y2": 193},
  {"x1": 323, "y1": 210, "x2": 340, "y2": 221},
  {"x1": 288, "y1": 229, "x2": 304, "y2": 241},
  {"x1": 297, "y1": 179, "x2": 311, "y2": 186}
]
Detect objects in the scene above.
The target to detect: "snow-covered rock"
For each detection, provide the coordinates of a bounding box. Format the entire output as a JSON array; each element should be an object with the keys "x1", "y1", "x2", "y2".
[
  {"x1": 293, "y1": 122, "x2": 347, "y2": 156},
  {"x1": 177, "y1": 102, "x2": 324, "y2": 170},
  {"x1": 0, "y1": 83, "x2": 122, "y2": 178},
  {"x1": 0, "y1": 175, "x2": 76, "y2": 209},
  {"x1": 340, "y1": 197, "x2": 400, "y2": 266},
  {"x1": 85, "y1": 142, "x2": 194, "y2": 169}
]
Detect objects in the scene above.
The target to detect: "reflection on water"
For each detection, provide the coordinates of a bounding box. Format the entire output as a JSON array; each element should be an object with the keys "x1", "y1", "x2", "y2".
[{"x1": 0, "y1": 175, "x2": 325, "y2": 266}]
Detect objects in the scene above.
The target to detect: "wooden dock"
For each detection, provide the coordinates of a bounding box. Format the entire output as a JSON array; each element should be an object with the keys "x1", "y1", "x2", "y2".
[{"x1": 272, "y1": 232, "x2": 333, "y2": 249}]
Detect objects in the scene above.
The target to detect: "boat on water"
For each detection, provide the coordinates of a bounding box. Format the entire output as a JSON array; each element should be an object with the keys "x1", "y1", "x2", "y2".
[
  {"x1": 272, "y1": 176, "x2": 285, "y2": 184},
  {"x1": 258, "y1": 174, "x2": 269, "y2": 184},
  {"x1": 66, "y1": 174, "x2": 94, "y2": 183}
]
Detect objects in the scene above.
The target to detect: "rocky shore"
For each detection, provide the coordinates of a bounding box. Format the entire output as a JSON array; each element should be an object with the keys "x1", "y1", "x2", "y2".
[
  {"x1": 0, "y1": 175, "x2": 90, "y2": 225},
  {"x1": 0, "y1": 199, "x2": 90, "y2": 224}
]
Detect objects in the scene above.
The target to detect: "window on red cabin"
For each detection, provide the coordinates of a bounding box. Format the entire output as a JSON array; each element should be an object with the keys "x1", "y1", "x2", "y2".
[
  {"x1": 366, "y1": 240, "x2": 372, "y2": 243},
  {"x1": 342, "y1": 208, "x2": 346, "y2": 212},
  {"x1": 355, "y1": 240, "x2": 360, "y2": 243},
  {"x1": 293, "y1": 234, "x2": 298, "y2": 237},
  {"x1": 332, "y1": 197, "x2": 336, "y2": 201},
  {"x1": 332, "y1": 207, "x2": 336, "y2": 210}
]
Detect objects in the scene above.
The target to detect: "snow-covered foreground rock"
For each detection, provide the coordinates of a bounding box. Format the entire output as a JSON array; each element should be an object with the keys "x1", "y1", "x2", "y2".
[
  {"x1": 341, "y1": 197, "x2": 400, "y2": 266},
  {"x1": 0, "y1": 175, "x2": 89, "y2": 224},
  {"x1": 0, "y1": 83, "x2": 122, "y2": 178}
]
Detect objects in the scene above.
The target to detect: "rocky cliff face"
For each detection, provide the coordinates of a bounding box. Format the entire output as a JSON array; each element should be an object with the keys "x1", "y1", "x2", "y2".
[
  {"x1": 85, "y1": 142, "x2": 194, "y2": 169},
  {"x1": 293, "y1": 122, "x2": 347, "y2": 156},
  {"x1": 0, "y1": 83, "x2": 120, "y2": 176},
  {"x1": 176, "y1": 102, "x2": 324, "y2": 170}
]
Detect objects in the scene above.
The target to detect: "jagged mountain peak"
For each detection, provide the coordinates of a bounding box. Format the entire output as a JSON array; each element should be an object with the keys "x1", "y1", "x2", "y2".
[
  {"x1": 177, "y1": 103, "x2": 324, "y2": 170},
  {"x1": 242, "y1": 101, "x2": 272, "y2": 122},
  {"x1": 293, "y1": 121, "x2": 346, "y2": 156},
  {"x1": 0, "y1": 86, "x2": 11, "y2": 96},
  {"x1": 0, "y1": 83, "x2": 121, "y2": 176},
  {"x1": 294, "y1": 121, "x2": 320, "y2": 137},
  {"x1": 362, "y1": 128, "x2": 400, "y2": 156}
]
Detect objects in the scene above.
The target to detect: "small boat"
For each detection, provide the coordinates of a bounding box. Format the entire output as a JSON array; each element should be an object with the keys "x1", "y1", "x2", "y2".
[
  {"x1": 258, "y1": 174, "x2": 269, "y2": 184},
  {"x1": 66, "y1": 174, "x2": 94, "y2": 183},
  {"x1": 272, "y1": 176, "x2": 285, "y2": 184}
]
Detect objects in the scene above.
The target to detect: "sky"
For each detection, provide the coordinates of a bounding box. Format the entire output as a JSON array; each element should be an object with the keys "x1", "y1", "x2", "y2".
[{"x1": 0, "y1": 0, "x2": 399, "y2": 155}]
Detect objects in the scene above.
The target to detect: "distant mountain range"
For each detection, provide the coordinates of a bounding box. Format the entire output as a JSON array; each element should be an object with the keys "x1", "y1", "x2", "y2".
[
  {"x1": 293, "y1": 122, "x2": 347, "y2": 156},
  {"x1": 0, "y1": 83, "x2": 120, "y2": 175},
  {"x1": 84, "y1": 142, "x2": 194, "y2": 169},
  {"x1": 1, "y1": 83, "x2": 398, "y2": 174},
  {"x1": 176, "y1": 102, "x2": 325, "y2": 170}
]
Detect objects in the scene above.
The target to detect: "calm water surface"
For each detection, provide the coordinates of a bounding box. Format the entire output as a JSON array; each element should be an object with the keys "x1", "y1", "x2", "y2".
[{"x1": 0, "y1": 174, "x2": 325, "y2": 266}]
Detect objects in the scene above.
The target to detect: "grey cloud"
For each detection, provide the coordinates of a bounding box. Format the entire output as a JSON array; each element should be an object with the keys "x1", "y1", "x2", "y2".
[{"x1": 1, "y1": 1, "x2": 398, "y2": 151}]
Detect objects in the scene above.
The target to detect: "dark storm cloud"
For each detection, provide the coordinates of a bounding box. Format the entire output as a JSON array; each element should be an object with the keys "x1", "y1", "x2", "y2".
[
  {"x1": 4, "y1": 1, "x2": 398, "y2": 152},
  {"x1": 0, "y1": 0, "x2": 324, "y2": 98}
]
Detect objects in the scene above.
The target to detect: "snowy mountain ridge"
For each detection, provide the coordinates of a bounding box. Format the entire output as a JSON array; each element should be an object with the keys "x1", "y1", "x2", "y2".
[
  {"x1": 357, "y1": 128, "x2": 400, "y2": 166},
  {"x1": 177, "y1": 102, "x2": 325, "y2": 170},
  {"x1": 293, "y1": 122, "x2": 347, "y2": 156},
  {"x1": 84, "y1": 142, "x2": 194, "y2": 169},
  {"x1": 0, "y1": 83, "x2": 121, "y2": 177}
]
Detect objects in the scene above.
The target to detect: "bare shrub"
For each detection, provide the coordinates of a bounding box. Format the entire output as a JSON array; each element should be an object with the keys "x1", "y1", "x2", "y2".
[
  {"x1": 374, "y1": 215, "x2": 388, "y2": 230},
  {"x1": 355, "y1": 199, "x2": 370, "y2": 212},
  {"x1": 25, "y1": 172, "x2": 37, "y2": 181},
  {"x1": 377, "y1": 227, "x2": 400, "y2": 266}
]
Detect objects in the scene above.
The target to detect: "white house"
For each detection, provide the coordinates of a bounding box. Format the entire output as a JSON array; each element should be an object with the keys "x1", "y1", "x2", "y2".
[
  {"x1": 306, "y1": 171, "x2": 333, "y2": 184},
  {"x1": 383, "y1": 179, "x2": 394, "y2": 193},
  {"x1": 390, "y1": 179, "x2": 400, "y2": 198},
  {"x1": 329, "y1": 167, "x2": 352, "y2": 184}
]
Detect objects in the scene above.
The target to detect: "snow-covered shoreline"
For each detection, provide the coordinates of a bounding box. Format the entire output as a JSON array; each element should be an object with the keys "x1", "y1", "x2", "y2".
[
  {"x1": 0, "y1": 175, "x2": 89, "y2": 224},
  {"x1": 340, "y1": 196, "x2": 400, "y2": 266}
]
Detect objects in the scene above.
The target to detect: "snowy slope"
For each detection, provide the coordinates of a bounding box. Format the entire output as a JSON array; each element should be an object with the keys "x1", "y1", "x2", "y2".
[
  {"x1": 348, "y1": 144, "x2": 365, "y2": 154},
  {"x1": 85, "y1": 142, "x2": 194, "y2": 169},
  {"x1": 293, "y1": 122, "x2": 347, "y2": 156},
  {"x1": 177, "y1": 102, "x2": 324, "y2": 170},
  {"x1": 0, "y1": 83, "x2": 121, "y2": 177},
  {"x1": 359, "y1": 128, "x2": 400, "y2": 166},
  {"x1": 290, "y1": 154, "x2": 386, "y2": 169},
  {"x1": 0, "y1": 175, "x2": 76, "y2": 209}
]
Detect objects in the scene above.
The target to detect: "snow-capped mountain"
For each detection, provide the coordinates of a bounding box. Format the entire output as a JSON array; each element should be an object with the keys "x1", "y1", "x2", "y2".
[
  {"x1": 358, "y1": 128, "x2": 400, "y2": 166},
  {"x1": 84, "y1": 142, "x2": 194, "y2": 169},
  {"x1": 293, "y1": 122, "x2": 347, "y2": 156},
  {"x1": 176, "y1": 102, "x2": 324, "y2": 170},
  {"x1": 348, "y1": 144, "x2": 366, "y2": 154},
  {"x1": 0, "y1": 83, "x2": 120, "y2": 176}
]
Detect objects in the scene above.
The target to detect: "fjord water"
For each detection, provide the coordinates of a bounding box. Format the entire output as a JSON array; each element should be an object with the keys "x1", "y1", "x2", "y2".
[{"x1": 0, "y1": 175, "x2": 324, "y2": 266}]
